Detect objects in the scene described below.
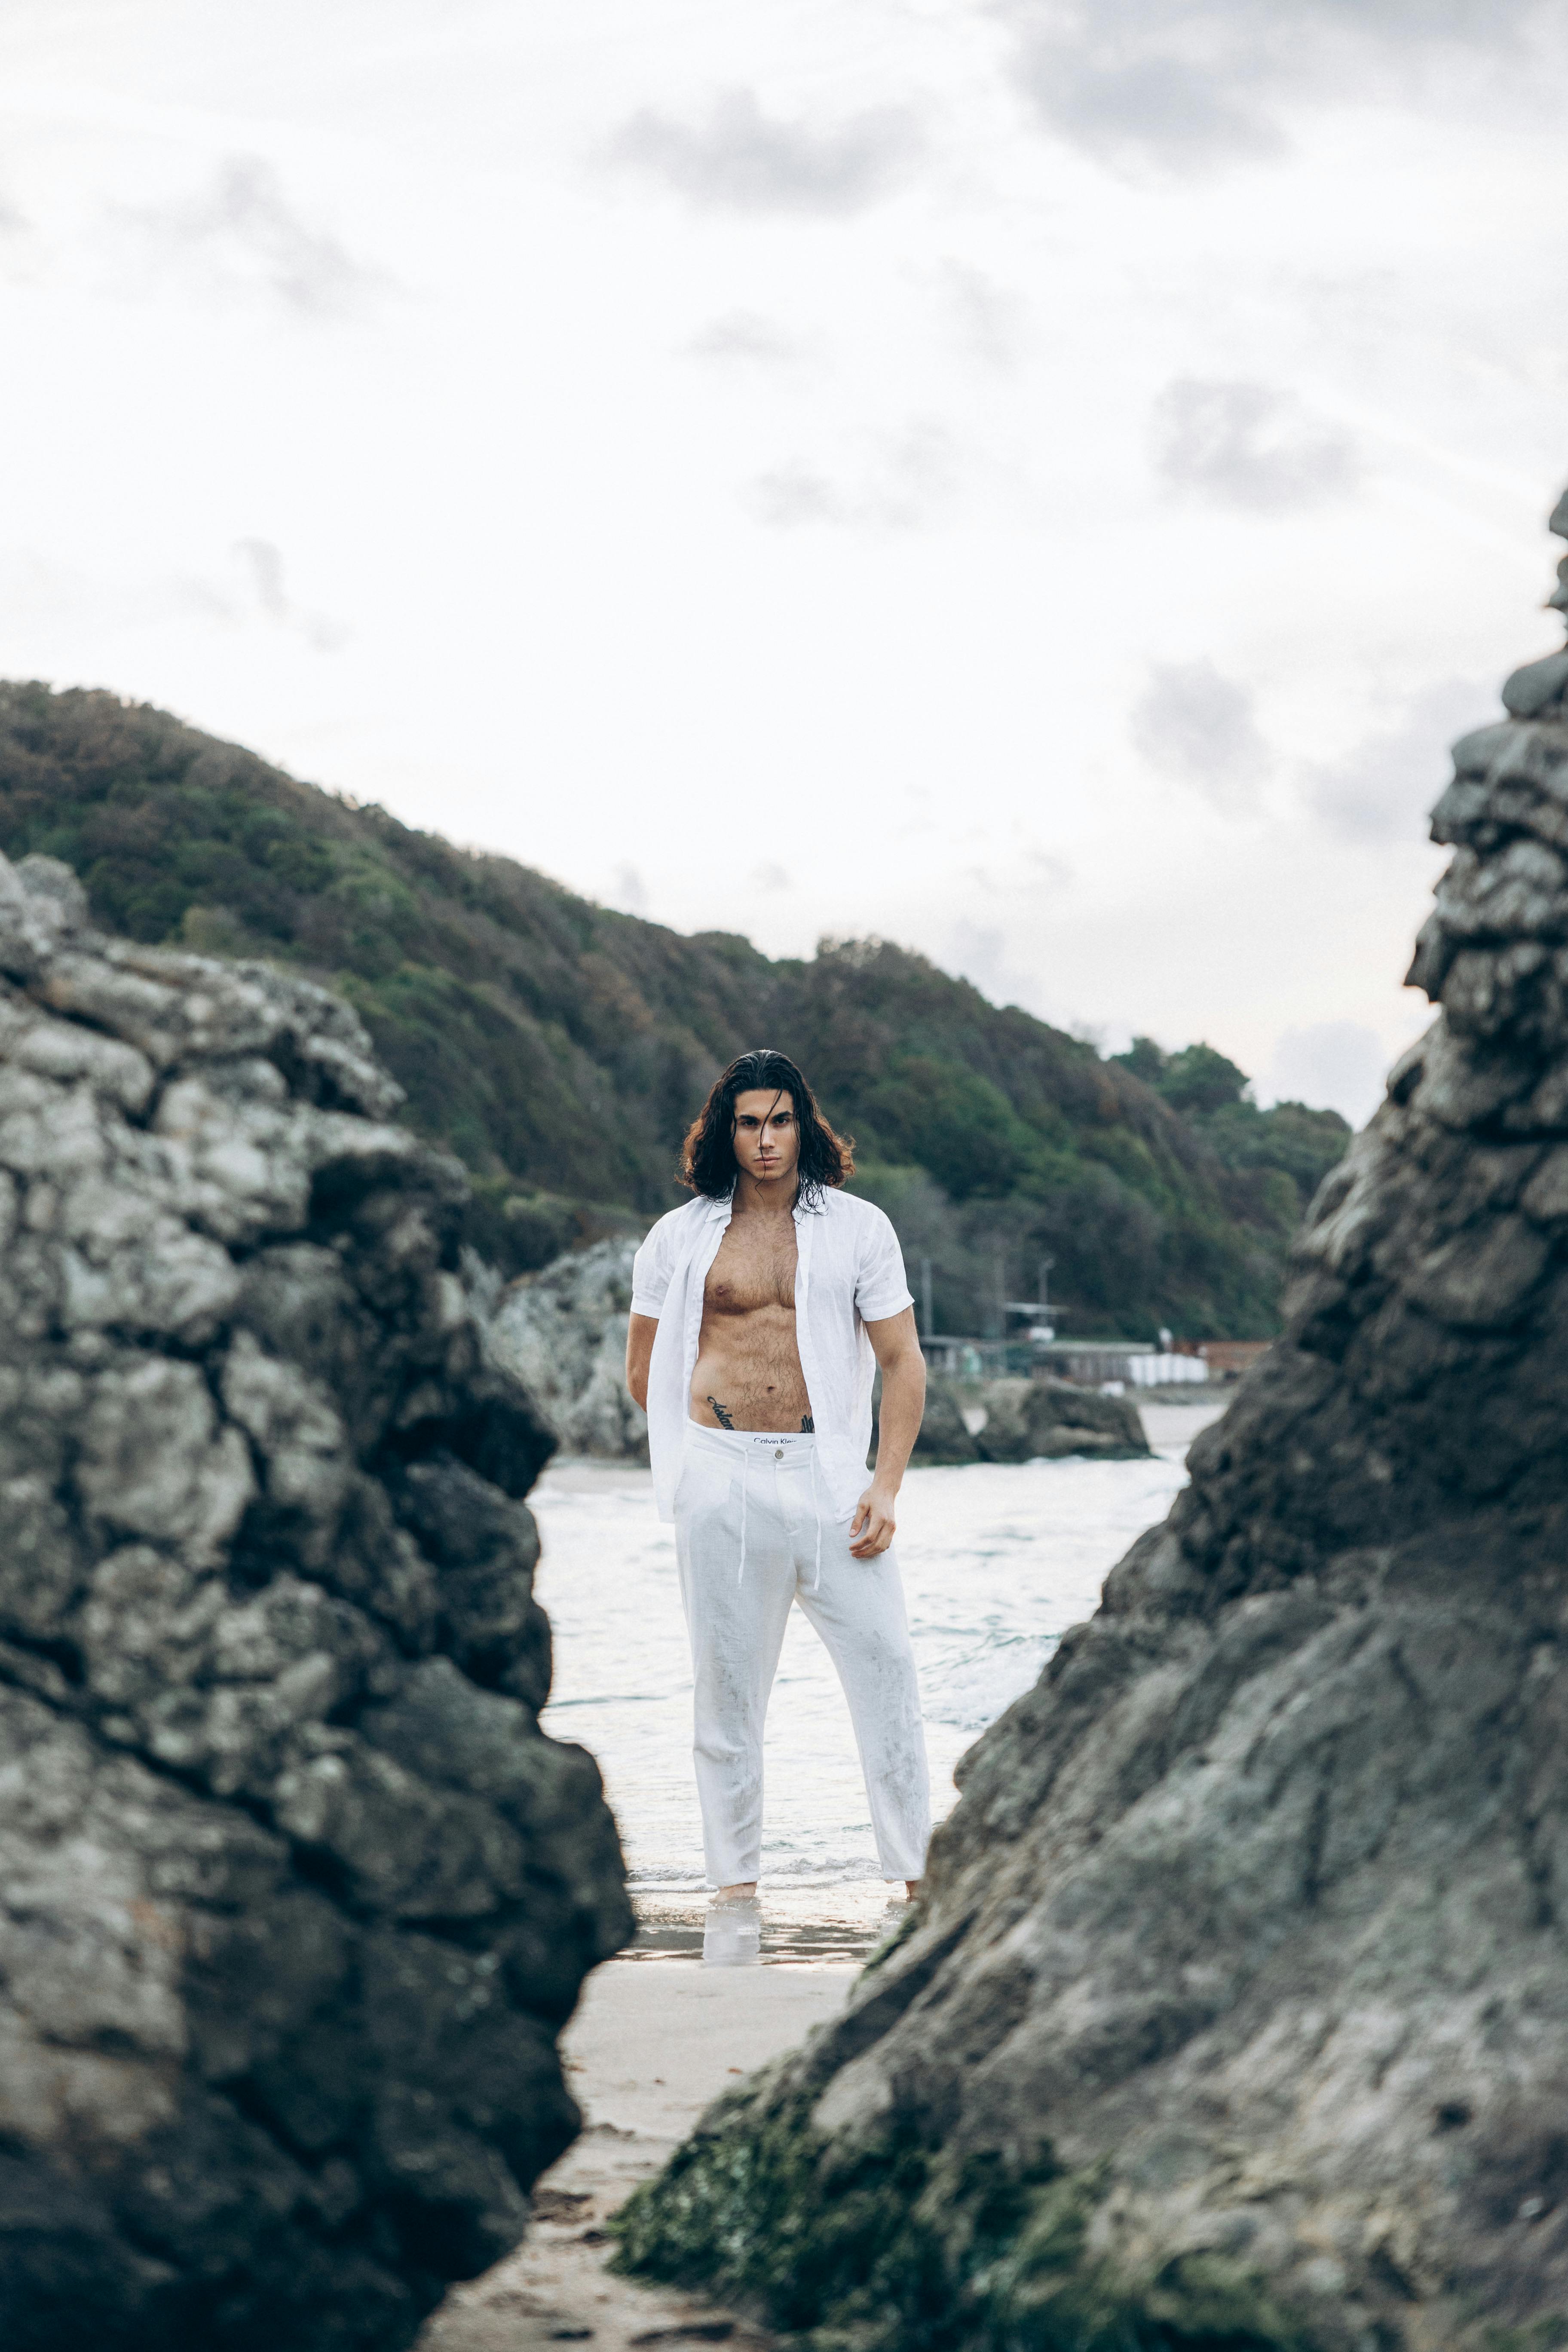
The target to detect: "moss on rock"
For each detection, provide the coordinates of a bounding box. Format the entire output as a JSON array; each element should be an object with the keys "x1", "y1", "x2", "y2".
[{"x1": 614, "y1": 2086, "x2": 1311, "y2": 2352}]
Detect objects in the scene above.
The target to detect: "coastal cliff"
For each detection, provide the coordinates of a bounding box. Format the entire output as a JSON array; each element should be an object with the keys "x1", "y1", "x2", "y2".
[
  {"x1": 0, "y1": 856, "x2": 631, "y2": 2351},
  {"x1": 613, "y1": 496, "x2": 1568, "y2": 2348}
]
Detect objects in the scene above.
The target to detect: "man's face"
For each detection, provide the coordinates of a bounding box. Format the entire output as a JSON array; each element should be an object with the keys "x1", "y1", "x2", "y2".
[{"x1": 732, "y1": 1087, "x2": 800, "y2": 1189}]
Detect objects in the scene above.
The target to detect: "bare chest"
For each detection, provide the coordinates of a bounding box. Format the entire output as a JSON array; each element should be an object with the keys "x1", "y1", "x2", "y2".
[{"x1": 703, "y1": 1218, "x2": 797, "y2": 1317}]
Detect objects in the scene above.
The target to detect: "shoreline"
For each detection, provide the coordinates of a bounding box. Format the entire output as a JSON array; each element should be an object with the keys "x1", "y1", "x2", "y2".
[{"x1": 536, "y1": 1386, "x2": 1227, "y2": 1497}]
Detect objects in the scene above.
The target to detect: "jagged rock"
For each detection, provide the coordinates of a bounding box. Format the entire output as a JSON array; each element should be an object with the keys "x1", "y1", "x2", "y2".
[
  {"x1": 613, "y1": 498, "x2": 1568, "y2": 2350},
  {"x1": 487, "y1": 1238, "x2": 649, "y2": 1462},
  {"x1": 0, "y1": 855, "x2": 631, "y2": 2352}
]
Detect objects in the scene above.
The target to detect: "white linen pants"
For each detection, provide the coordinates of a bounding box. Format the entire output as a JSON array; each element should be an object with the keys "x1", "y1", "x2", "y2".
[{"x1": 674, "y1": 1423, "x2": 931, "y2": 1886}]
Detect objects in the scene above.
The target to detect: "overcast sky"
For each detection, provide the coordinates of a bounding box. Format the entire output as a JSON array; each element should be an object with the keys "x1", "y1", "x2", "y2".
[{"x1": 3, "y1": 0, "x2": 1566, "y2": 1123}]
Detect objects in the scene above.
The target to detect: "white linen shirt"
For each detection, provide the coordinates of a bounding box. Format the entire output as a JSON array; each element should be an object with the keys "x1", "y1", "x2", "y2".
[{"x1": 630, "y1": 1188, "x2": 914, "y2": 1525}]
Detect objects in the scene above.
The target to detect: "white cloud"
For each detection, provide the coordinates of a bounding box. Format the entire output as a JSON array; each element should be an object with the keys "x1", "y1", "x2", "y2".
[
  {"x1": 943, "y1": 920, "x2": 1045, "y2": 1014},
  {"x1": 1308, "y1": 676, "x2": 1491, "y2": 842},
  {"x1": 608, "y1": 87, "x2": 923, "y2": 214},
  {"x1": 685, "y1": 311, "x2": 805, "y2": 364},
  {"x1": 232, "y1": 540, "x2": 350, "y2": 654},
  {"x1": 0, "y1": 0, "x2": 1559, "y2": 1118},
  {"x1": 1131, "y1": 660, "x2": 1274, "y2": 815},
  {"x1": 1259, "y1": 1019, "x2": 1394, "y2": 1127},
  {"x1": 0, "y1": 543, "x2": 346, "y2": 653},
  {"x1": 112, "y1": 156, "x2": 381, "y2": 318},
  {"x1": 1152, "y1": 378, "x2": 1361, "y2": 511},
  {"x1": 1000, "y1": 0, "x2": 1560, "y2": 175},
  {"x1": 748, "y1": 423, "x2": 959, "y2": 531},
  {"x1": 939, "y1": 262, "x2": 1027, "y2": 369},
  {"x1": 1011, "y1": 33, "x2": 1286, "y2": 175}
]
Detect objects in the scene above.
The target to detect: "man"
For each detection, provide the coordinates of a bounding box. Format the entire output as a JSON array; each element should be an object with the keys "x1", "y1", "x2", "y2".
[{"x1": 625, "y1": 1048, "x2": 931, "y2": 1902}]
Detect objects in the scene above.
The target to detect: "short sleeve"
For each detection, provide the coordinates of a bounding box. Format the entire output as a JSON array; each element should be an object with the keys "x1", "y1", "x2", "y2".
[
  {"x1": 631, "y1": 1216, "x2": 677, "y2": 1317},
  {"x1": 854, "y1": 1207, "x2": 914, "y2": 1323}
]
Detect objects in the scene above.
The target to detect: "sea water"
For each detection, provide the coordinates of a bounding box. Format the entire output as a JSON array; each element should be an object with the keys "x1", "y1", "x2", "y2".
[{"x1": 534, "y1": 1399, "x2": 1224, "y2": 1957}]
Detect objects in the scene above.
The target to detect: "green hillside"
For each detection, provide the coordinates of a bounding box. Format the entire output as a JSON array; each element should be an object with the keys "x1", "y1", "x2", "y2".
[{"x1": 0, "y1": 682, "x2": 1352, "y2": 1338}]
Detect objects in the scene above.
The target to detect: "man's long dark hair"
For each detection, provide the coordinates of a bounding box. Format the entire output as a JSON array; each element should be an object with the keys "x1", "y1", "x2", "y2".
[{"x1": 679, "y1": 1049, "x2": 854, "y2": 1206}]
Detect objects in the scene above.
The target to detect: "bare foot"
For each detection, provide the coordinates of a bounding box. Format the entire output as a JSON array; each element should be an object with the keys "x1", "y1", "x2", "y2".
[
  {"x1": 905, "y1": 1880, "x2": 922, "y2": 1900},
  {"x1": 715, "y1": 1883, "x2": 757, "y2": 1901}
]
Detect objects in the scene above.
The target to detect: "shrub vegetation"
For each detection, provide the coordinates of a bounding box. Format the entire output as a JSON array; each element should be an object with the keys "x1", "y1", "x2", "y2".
[{"x1": 0, "y1": 683, "x2": 1351, "y2": 1332}]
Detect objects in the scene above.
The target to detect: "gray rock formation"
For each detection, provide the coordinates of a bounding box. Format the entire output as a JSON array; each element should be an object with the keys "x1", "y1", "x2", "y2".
[
  {"x1": 973, "y1": 1373, "x2": 1148, "y2": 1463},
  {"x1": 0, "y1": 854, "x2": 631, "y2": 2352},
  {"x1": 910, "y1": 1371, "x2": 1148, "y2": 1464},
  {"x1": 487, "y1": 1238, "x2": 649, "y2": 1461},
  {"x1": 908, "y1": 1368, "x2": 981, "y2": 1463},
  {"x1": 614, "y1": 498, "x2": 1568, "y2": 2349}
]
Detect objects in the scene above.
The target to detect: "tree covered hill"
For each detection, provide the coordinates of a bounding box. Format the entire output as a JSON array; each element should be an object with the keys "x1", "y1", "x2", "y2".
[{"x1": 0, "y1": 682, "x2": 1353, "y2": 1336}]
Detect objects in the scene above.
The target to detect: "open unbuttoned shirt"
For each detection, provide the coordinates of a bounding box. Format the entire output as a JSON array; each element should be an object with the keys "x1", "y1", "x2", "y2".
[{"x1": 630, "y1": 1188, "x2": 914, "y2": 1525}]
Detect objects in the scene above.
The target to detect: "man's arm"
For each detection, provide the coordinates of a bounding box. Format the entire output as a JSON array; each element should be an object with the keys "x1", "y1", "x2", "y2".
[
  {"x1": 626, "y1": 1312, "x2": 658, "y2": 1412},
  {"x1": 851, "y1": 1306, "x2": 926, "y2": 1559}
]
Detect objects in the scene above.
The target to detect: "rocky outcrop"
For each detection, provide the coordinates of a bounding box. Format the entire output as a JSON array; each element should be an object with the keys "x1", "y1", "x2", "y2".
[
  {"x1": 487, "y1": 1237, "x2": 649, "y2": 1461},
  {"x1": 614, "y1": 496, "x2": 1568, "y2": 2350},
  {"x1": 910, "y1": 1372, "x2": 1148, "y2": 1464},
  {"x1": 0, "y1": 854, "x2": 631, "y2": 2352},
  {"x1": 899, "y1": 1373, "x2": 1149, "y2": 1468},
  {"x1": 976, "y1": 1373, "x2": 1148, "y2": 1463}
]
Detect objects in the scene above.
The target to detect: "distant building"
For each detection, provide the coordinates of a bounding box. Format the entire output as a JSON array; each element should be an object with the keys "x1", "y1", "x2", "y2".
[
  {"x1": 1042, "y1": 1343, "x2": 1208, "y2": 1390},
  {"x1": 916, "y1": 1334, "x2": 1272, "y2": 1388}
]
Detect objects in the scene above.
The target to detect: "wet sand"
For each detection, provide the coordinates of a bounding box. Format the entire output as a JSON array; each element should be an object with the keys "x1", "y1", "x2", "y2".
[{"x1": 419, "y1": 1960, "x2": 857, "y2": 2350}]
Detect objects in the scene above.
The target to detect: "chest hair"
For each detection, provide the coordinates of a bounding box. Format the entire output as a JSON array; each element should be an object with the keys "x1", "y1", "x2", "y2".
[{"x1": 705, "y1": 1216, "x2": 797, "y2": 1315}]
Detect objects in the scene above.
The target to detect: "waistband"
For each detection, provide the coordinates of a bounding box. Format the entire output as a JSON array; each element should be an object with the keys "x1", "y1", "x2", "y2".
[
  {"x1": 682, "y1": 1421, "x2": 824, "y2": 1588},
  {"x1": 683, "y1": 1422, "x2": 816, "y2": 1464}
]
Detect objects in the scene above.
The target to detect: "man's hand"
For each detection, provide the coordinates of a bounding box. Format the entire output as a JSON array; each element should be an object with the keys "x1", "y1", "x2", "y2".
[{"x1": 850, "y1": 1480, "x2": 899, "y2": 1559}]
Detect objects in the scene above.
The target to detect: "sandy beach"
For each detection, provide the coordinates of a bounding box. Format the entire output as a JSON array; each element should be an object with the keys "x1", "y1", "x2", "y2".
[{"x1": 419, "y1": 1959, "x2": 858, "y2": 2350}]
